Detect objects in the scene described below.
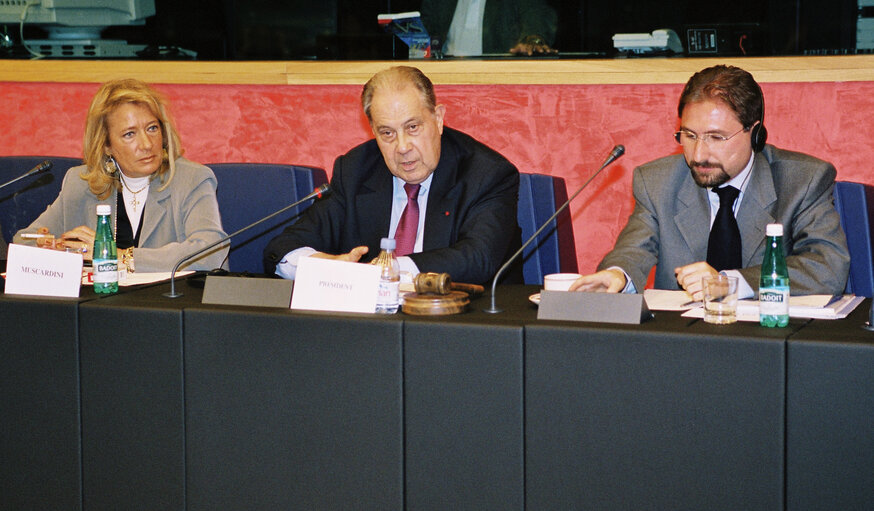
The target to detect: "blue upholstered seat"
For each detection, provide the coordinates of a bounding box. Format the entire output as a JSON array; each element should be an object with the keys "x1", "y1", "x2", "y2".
[
  {"x1": 209, "y1": 163, "x2": 328, "y2": 274},
  {"x1": 0, "y1": 156, "x2": 83, "y2": 244},
  {"x1": 517, "y1": 173, "x2": 578, "y2": 285},
  {"x1": 834, "y1": 180, "x2": 874, "y2": 297}
]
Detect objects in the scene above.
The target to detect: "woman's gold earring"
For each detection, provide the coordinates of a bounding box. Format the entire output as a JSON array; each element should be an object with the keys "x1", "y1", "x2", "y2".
[{"x1": 104, "y1": 155, "x2": 117, "y2": 174}]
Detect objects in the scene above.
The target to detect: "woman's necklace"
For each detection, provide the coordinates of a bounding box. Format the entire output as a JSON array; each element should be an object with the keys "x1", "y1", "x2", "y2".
[{"x1": 119, "y1": 174, "x2": 149, "y2": 212}]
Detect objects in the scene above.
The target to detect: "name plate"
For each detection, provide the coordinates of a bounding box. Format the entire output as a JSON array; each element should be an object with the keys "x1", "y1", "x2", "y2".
[
  {"x1": 5, "y1": 243, "x2": 84, "y2": 298},
  {"x1": 290, "y1": 256, "x2": 380, "y2": 313},
  {"x1": 202, "y1": 275, "x2": 294, "y2": 308},
  {"x1": 538, "y1": 290, "x2": 652, "y2": 324}
]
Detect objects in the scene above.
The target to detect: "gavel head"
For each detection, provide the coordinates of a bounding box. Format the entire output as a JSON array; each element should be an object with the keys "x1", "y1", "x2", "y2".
[{"x1": 414, "y1": 272, "x2": 452, "y2": 295}]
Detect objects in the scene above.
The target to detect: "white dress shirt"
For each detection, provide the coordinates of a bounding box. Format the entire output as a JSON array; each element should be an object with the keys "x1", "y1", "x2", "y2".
[
  {"x1": 275, "y1": 174, "x2": 433, "y2": 280},
  {"x1": 445, "y1": 0, "x2": 486, "y2": 56}
]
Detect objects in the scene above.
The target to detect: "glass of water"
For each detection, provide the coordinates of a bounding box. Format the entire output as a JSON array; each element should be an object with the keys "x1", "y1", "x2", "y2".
[{"x1": 702, "y1": 274, "x2": 738, "y2": 325}]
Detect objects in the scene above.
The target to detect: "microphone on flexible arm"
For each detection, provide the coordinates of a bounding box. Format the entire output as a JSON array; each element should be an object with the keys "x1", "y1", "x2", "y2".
[
  {"x1": 163, "y1": 183, "x2": 331, "y2": 298},
  {"x1": 484, "y1": 144, "x2": 625, "y2": 313},
  {"x1": 0, "y1": 160, "x2": 52, "y2": 191}
]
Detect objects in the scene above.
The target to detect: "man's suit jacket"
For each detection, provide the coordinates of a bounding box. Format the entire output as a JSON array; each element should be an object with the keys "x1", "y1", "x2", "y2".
[
  {"x1": 264, "y1": 127, "x2": 522, "y2": 285},
  {"x1": 420, "y1": 0, "x2": 557, "y2": 54},
  {"x1": 13, "y1": 158, "x2": 228, "y2": 272},
  {"x1": 600, "y1": 144, "x2": 850, "y2": 295}
]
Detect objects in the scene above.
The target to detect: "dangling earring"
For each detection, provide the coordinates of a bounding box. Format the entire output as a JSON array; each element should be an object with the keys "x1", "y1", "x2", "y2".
[{"x1": 103, "y1": 155, "x2": 118, "y2": 175}]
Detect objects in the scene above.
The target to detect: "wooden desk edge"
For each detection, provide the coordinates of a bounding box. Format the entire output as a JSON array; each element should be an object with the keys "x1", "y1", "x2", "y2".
[{"x1": 4, "y1": 55, "x2": 874, "y2": 85}]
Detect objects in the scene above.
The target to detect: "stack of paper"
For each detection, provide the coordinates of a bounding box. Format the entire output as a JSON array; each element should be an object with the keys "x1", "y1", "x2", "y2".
[
  {"x1": 644, "y1": 289, "x2": 864, "y2": 321},
  {"x1": 683, "y1": 294, "x2": 864, "y2": 321}
]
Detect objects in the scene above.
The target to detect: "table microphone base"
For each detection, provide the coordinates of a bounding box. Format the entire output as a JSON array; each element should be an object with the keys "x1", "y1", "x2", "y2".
[{"x1": 863, "y1": 322, "x2": 874, "y2": 331}]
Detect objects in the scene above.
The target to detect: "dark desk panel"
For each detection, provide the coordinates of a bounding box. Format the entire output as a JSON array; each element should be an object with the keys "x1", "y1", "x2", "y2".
[
  {"x1": 397, "y1": 287, "x2": 538, "y2": 510},
  {"x1": 0, "y1": 294, "x2": 82, "y2": 511},
  {"x1": 78, "y1": 283, "x2": 201, "y2": 511},
  {"x1": 404, "y1": 306, "x2": 526, "y2": 511},
  {"x1": 786, "y1": 300, "x2": 874, "y2": 511},
  {"x1": 183, "y1": 307, "x2": 404, "y2": 510},
  {"x1": 526, "y1": 314, "x2": 785, "y2": 511}
]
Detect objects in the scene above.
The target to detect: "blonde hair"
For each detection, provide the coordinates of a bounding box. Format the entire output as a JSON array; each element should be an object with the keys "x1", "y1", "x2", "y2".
[{"x1": 81, "y1": 79, "x2": 183, "y2": 199}]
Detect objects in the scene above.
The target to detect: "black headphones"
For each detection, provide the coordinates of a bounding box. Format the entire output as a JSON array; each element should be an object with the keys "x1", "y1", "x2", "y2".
[
  {"x1": 675, "y1": 93, "x2": 768, "y2": 151},
  {"x1": 750, "y1": 95, "x2": 767, "y2": 152}
]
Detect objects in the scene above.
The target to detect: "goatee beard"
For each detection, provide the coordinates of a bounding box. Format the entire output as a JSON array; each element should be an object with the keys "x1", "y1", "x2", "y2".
[{"x1": 690, "y1": 161, "x2": 731, "y2": 188}]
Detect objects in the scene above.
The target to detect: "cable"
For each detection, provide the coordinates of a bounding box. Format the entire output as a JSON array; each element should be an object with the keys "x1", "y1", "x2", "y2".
[{"x1": 20, "y1": 1, "x2": 45, "y2": 59}]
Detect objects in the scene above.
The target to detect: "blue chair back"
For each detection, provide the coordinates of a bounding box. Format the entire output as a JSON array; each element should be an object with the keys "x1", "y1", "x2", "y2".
[
  {"x1": 0, "y1": 156, "x2": 82, "y2": 244},
  {"x1": 209, "y1": 163, "x2": 328, "y2": 273},
  {"x1": 834, "y1": 180, "x2": 874, "y2": 297},
  {"x1": 518, "y1": 173, "x2": 578, "y2": 284}
]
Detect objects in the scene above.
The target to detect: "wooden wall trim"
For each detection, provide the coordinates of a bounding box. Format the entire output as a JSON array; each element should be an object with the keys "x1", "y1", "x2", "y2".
[{"x1": 4, "y1": 55, "x2": 874, "y2": 85}]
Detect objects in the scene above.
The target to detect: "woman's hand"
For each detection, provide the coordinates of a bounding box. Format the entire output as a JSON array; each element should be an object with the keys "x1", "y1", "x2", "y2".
[{"x1": 61, "y1": 225, "x2": 95, "y2": 261}]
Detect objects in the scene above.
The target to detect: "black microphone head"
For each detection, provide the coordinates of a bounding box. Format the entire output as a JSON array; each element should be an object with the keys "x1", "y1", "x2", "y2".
[
  {"x1": 601, "y1": 144, "x2": 626, "y2": 168},
  {"x1": 25, "y1": 160, "x2": 52, "y2": 177},
  {"x1": 612, "y1": 145, "x2": 625, "y2": 158},
  {"x1": 314, "y1": 183, "x2": 330, "y2": 198}
]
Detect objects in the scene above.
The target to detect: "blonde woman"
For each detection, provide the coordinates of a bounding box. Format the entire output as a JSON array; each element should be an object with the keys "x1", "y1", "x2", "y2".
[{"x1": 15, "y1": 78, "x2": 227, "y2": 272}]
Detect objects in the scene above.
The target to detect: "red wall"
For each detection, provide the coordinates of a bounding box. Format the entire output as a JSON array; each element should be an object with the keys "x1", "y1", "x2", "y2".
[{"x1": 2, "y1": 80, "x2": 872, "y2": 273}]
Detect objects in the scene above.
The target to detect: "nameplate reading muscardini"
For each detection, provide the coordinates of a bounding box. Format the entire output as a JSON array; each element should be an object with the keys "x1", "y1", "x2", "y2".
[{"x1": 5, "y1": 243, "x2": 84, "y2": 298}]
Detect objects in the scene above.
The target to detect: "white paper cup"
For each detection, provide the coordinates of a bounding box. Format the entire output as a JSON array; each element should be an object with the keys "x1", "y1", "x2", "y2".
[{"x1": 543, "y1": 273, "x2": 583, "y2": 291}]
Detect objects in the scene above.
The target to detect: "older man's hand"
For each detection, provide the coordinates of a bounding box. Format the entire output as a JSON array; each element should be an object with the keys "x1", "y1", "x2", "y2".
[{"x1": 310, "y1": 245, "x2": 369, "y2": 262}]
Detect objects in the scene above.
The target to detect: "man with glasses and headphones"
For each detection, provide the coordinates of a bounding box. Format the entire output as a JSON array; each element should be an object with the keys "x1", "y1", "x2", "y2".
[{"x1": 570, "y1": 64, "x2": 849, "y2": 301}]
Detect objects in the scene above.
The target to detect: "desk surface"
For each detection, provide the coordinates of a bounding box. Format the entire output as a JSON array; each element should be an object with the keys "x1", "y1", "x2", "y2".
[{"x1": 2, "y1": 278, "x2": 872, "y2": 511}]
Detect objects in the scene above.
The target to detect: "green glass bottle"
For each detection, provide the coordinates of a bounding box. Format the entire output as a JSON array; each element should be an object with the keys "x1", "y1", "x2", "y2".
[
  {"x1": 759, "y1": 223, "x2": 789, "y2": 327},
  {"x1": 92, "y1": 204, "x2": 118, "y2": 294}
]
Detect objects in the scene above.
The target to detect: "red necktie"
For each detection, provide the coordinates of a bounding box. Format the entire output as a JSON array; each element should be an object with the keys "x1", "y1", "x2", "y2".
[{"x1": 394, "y1": 183, "x2": 420, "y2": 257}]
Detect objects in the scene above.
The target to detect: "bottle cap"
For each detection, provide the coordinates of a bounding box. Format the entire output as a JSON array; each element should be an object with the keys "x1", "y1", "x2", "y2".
[
  {"x1": 96, "y1": 204, "x2": 111, "y2": 215},
  {"x1": 380, "y1": 237, "x2": 396, "y2": 250},
  {"x1": 766, "y1": 223, "x2": 783, "y2": 236}
]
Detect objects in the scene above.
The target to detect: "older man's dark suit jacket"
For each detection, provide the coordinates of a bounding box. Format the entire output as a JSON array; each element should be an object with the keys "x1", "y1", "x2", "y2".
[
  {"x1": 600, "y1": 144, "x2": 850, "y2": 295},
  {"x1": 264, "y1": 127, "x2": 522, "y2": 285}
]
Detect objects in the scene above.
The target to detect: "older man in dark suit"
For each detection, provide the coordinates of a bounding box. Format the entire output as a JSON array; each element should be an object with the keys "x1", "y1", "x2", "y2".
[
  {"x1": 571, "y1": 65, "x2": 849, "y2": 300},
  {"x1": 264, "y1": 66, "x2": 521, "y2": 285}
]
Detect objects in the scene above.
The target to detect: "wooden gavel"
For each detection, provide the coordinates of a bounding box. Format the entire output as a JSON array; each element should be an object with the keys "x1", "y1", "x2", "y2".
[{"x1": 413, "y1": 272, "x2": 484, "y2": 297}]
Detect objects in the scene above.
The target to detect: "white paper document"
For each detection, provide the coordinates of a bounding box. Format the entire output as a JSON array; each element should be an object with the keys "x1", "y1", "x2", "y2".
[
  {"x1": 643, "y1": 289, "x2": 699, "y2": 311},
  {"x1": 80, "y1": 270, "x2": 194, "y2": 286},
  {"x1": 681, "y1": 294, "x2": 864, "y2": 321},
  {"x1": 119, "y1": 271, "x2": 194, "y2": 286}
]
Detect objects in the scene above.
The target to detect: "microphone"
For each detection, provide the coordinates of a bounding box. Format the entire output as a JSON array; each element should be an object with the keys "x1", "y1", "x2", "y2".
[
  {"x1": 163, "y1": 183, "x2": 331, "y2": 298},
  {"x1": 484, "y1": 144, "x2": 625, "y2": 313},
  {"x1": 0, "y1": 160, "x2": 52, "y2": 191}
]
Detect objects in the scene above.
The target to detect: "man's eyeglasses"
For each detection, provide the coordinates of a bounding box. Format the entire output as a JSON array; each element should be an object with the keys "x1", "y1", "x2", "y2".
[{"x1": 674, "y1": 127, "x2": 748, "y2": 146}]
